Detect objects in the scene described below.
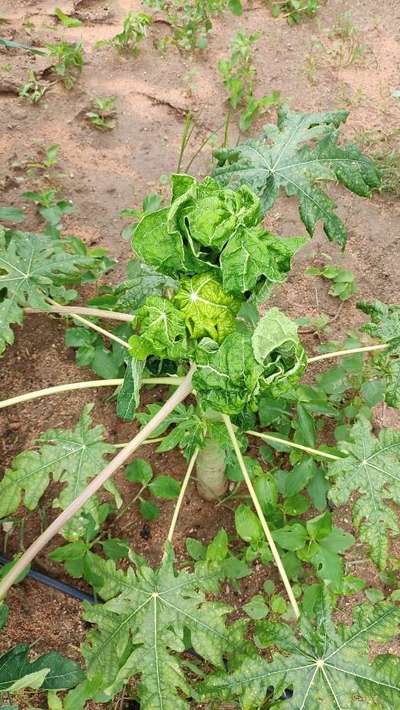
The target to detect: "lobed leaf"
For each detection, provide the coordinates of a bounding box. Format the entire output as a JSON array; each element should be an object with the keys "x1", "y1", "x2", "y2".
[
  {"x1": 65, "y1": 547, "x2": 232, "y2": 710},
  {"x1": 202, "y1": 602, "x2": 400, "y2": 708},
  {"x1": 327, "y1": 417, "x2": 400, "y2": 568},
  {"x1": 213, "y1": 106, "x2": 380, "y2": 247}
]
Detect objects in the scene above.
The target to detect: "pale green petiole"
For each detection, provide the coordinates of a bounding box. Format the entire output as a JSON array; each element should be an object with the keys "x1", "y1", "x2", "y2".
[{"x1": 223, "y1": 414, "x2": 300, "y2": 620}]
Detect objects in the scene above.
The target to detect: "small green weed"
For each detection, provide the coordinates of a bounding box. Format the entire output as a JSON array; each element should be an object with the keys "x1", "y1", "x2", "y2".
[
  {"x1": 306, "y1": 262, "x2": 358, "y2": 301},
  {"x1": 22, "y1": 188, "x2": 74, "y2": 228},
  {"x1": 47, "y1": 41, "x2": 84, "y2": 89},
  {"x1": 26, "y1": 144, "x2": 60, "y2": 176},
  {"x1": 19, "y1": 70, "x2": 51, "y2": 104},
  {"x1": 97, "y1": 12, "x2": 151, "y2": 55},
  {"x1": 144, "y1": 0, "x2": 242, "y2": 51},
  {"x1": 86, "y1": 96, "x2": 117, "y2": 131},
  {"x1": 354, "y1": 129, "x2": 400, "y2": 196},
  {"x1": 218, "y1": 31, "x2": 280, "y2": 135},
  {"x1": 304, "y1": 14, "x2": 368, "y2": 80},
  {"x1": 270, "y1": 0, "x2": 320, "y2": 24},
  {"x1": 54, "y1": 7, "x2": 82, "y2": 27}
]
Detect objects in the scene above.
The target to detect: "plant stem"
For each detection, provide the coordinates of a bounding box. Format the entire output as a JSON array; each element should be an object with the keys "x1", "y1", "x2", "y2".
[
  {"x1": 25, "y1": 305, "x2": 134, "y2": 322},
  {"x1": 308, "y1": 343, "x2": 388, "y2": 363},
  {"x1": 177, "y1": 112, "x2": 194, "y2": 173},
  {"x1": 246, "y1": 430, "x2": 340, "y2": 461},
  {"x1": 222, "y1": 107, "x2": 232, "y2": 148},
  {"x1": 0, "y1": 377, "x2": 184, "y2": 410},
  {"x1": 166, "y1": 447, "x2": 199, "y2": 546},
  {"x1": 0, "y1": 366, "x2": 195, "y2": 600},
  {"x1": 112, "y1": 437, "x2": 165, "y2": 449},
  {"x1": 223, "y1": 415, "x2": 300, "y2": 619},
  {"x1": 47, "y1": 299, "x2": 129, "y2": 348},
  {"x1": 196, "y1": 435, "x2": 227, "y2": 500},
  {"x1": 185, "y1": 131, "x2": 215, "y2": 173}
]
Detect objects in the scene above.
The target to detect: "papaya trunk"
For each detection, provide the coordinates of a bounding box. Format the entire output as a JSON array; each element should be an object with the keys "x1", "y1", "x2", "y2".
[{"x1": 196, "y1": 435, "x2": 227, "y2": 500}]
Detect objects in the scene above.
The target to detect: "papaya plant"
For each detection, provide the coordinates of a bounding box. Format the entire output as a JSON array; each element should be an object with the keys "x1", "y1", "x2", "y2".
[{"x1": 0, "y1": 107, "x2": 400, "y2": 709}]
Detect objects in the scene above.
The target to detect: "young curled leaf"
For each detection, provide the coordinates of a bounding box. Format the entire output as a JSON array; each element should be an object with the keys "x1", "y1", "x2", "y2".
[
  {"x1": 132, "y1": 208, "x2": 186, "y2": 276},
  {"x1": 252, "y1": 307, "x2": 307, "y2": 393},
  {"x1": 174, "y1": 271, "x2": 242, "y2": 342},
  {"x1": 129, "y1": 296, "x2": 188, "y2": 360},
  {"x1": 193, "y1": 331, "x2": 264, "y2": 415},
  {"x1": 168, "y1": 175, "x2": 261, "y2": 252},
  {"x1": 220, "y1": 225, "x2": 307, "y2": 298}
]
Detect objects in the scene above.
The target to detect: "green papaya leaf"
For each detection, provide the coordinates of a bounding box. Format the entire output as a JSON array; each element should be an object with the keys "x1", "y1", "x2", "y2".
[
  {"x1": 327, "y1": 416, "x2": 400, "y2": 569},
  {"x1": 64, "y1": 547, "x2": 232, "y2": 709},
  {"x1": 174, "y1": 272, "x2": 241, "y2": 342},
  {"x1": 213, "y1": 106, "x2": 380, "y2": 247},
  {"x1": 252, "y1": 307, "x2": 307, "y2": 392},
  {"x1": 205, "y1": 602, "x2": 400, "y2": 708},
  {"x1": 220, "y1": 225, "x2": 307, "y2": 298},
  {"x1": 129, "y1": 296, "x2": 187, "y2": 360}
]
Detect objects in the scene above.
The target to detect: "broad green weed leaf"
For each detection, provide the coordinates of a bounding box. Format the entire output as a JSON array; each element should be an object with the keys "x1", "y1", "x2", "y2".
[
  {"x1": 327, "y1": 417, "x2": 400, "y2": 568},
  {"x1": 125, "y1": 458, "x2": 153, "y2": 485},
  {"x1": 149, "y1": 475, "x2": 180, "y2": 499},
  {"x1": 65, "y1": 547, "x2": 231, "y2": 710},
  {"x1": 214, "y1": 106, "x2": 380, "y2": 247},
  {"x1": 54, "y1": 7, "x2": 82, "y2": 27},
  {"x1": 0, "y1": 644, "x2": 83, "y2": 693},
  {"x1": 202, "y1": 603, "x2": 400, "y2": 708},
  {"x1": 0, "y1": 207, "x2": 25, "y2": 223},
  {"x1": 358, "y1": 300, "x2": 400, "y2": 353}
]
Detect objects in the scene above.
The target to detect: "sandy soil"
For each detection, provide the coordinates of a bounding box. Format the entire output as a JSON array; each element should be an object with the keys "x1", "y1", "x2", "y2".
[{"x1": 0, "y1": 0, "x2": 400, "y2": 707}]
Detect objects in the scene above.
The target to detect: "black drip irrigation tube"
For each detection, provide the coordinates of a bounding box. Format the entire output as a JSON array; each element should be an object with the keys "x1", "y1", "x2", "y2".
[{"x1": 0, "y1": 555, "x2": 95, "y2": 604}]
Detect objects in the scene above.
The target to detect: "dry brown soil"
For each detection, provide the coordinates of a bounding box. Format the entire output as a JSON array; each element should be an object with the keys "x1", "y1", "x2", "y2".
[{"x1": 0, "y1": 0, "x2": 400, "y2": 707}]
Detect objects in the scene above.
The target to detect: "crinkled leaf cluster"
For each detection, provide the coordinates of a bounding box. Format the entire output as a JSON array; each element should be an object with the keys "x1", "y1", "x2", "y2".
[
  {"x1": 131, "y1": 174, "x2": 306, "y2": 300},
  {"x1": 327, "y1": 416, "x2": 400, "y2": 569},
  {"x1": 202, "y1": 601, "x2": 400, "y2": 709},
  {"x1": 213, "y1": 106, "x2": 380, "y2": 247},
  {"x1": 128, "y1": 176, "x2": 307, "y2": 414},
  {"x1": 193, "y1": 308, "x2": 307, "y2": 415},
  {"x1": 0, "y1": 405, "x2": 119, "y2": 540}
]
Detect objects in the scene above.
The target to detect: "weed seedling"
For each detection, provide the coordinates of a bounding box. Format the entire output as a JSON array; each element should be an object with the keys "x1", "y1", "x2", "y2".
[
  {"x1": 218, "y1": 31, "x2": 280, "y2": 136},
  {"x1": 355, "y1": 128, "x2": 400, "y2": 196},
  {"x1": 270, "y1": 0, "x2": 320, "y2": 24},
  {"x1": 19, "y1": 70, "x2": 51, "y2": 104},
  {"x1": 54, "y1": 7, "x2": 82, "y2": 27},
  {"x1": 306, "y1": 263, "x2": 358, "y2": 301},
  {"x1": 86, "y1": 96, "x2": 117, "y2": 131},
  {"x1": 144, "y1": 0, "x2": 242, "y2": 50},
  {"x1": 97, "y1": 12, "x2": 151, "y2": 55},
  {"x1": 47, "y1": 41, "x2": 84, "y2": 88}
]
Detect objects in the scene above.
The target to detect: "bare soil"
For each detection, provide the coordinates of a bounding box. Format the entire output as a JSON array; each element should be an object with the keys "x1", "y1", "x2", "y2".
[{"x1": 0, "y1": 0, "x2": 400, "y2": 707}]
